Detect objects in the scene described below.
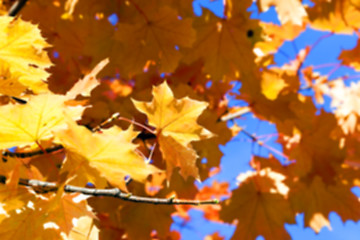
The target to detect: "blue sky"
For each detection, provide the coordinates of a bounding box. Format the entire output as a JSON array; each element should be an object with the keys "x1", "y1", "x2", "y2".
[{"x1": 170, "y1": 1, "x2": 360, "y2": 239}]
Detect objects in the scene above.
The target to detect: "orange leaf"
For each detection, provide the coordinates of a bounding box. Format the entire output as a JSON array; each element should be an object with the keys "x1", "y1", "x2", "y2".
[
  {"x1": 88, "y1": 182, "x2": 176, "y2": 240},
  {"x1": 56, "y1": 120, "x2": 160, "y2": 189},
  {"x1": 133, "y1": 82, "x2": 214, "y2": 179},
  {"x1": 220, "y1": 169, "x2": 295, "y2": 240},
  {"x1": 339, "y1": 39, "x2": 360, "y2": 71},
  {"x1": 114, "y1": 6, "x2": 195, "y2": 76},
  {"x1": 289, "y1": 176, "x2": 360, "y2": 232},
  {"x1": 184, "y1": 0, "x2": 260, "y2": 79},
  {"x1": 0, "y1": 197, "x2": 60, "y2": 240},
  {"x1": 45, "y1": 190, "x2": 94, "y2": 235},
  {"x1": 69, "y1": 216, "x2": 99, "y2": 240}
]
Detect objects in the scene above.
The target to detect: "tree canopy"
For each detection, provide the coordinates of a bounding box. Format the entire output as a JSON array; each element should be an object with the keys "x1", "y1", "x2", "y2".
[{"x1": 0, "y1": 0, "x2": 359, "y2": 239}]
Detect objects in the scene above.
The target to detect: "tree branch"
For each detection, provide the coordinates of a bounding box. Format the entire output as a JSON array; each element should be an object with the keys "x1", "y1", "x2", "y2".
[
  {"x1": 8, "y1": 0, "x2": 28, "y2": 17},
  {"x1": 2, "y1": 144, "x2": 63, "y2": 159},
  {"x1": 2, "y1": 176, "x2": 219, "y2": 205},
  {"x1": 220, "y1": 107, "x2": 251, "y2": 122}
]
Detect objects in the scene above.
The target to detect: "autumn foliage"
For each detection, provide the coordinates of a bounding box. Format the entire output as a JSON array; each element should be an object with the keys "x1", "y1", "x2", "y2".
[{"x1": 0, "y1": 0, "x2": 360, "y2": 239}]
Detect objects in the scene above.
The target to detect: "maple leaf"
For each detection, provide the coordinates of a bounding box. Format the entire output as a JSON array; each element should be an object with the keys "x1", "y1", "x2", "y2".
[
  {"x1": 307, "y1": 0, "x2": 360, "y2": 34},
  {"x1": 0, "y1": 188, "x2": 93, "y2": 239},
  {"x1": 339, "y1": 39, "x2": 360, "y2": 71},
  {"x1": 259, "y1": 65, "x2": 301, "y2": 101},
  {"x1": 327, "y1": 81, "x2": 360, "y2": 134},
  {"x1": 114, "y1": 6, "x2": 195, "y2": 76},
  {"x1": 0, "y1": 93, "x2": 83, "y2": 149},
  {"x1": 192, "y1": 109, "x2": 232, "y2": 180},
  {"x1": 289, "y1": 176, "x2": 360, "y2": 232},
  {"x1": 66, "y1": 58, "x2": 109, "y2": 99},
  {"x1": 257, "y1": 0, "x2": 307, "y2": 25},
  {"x1": 0, "y1": 63, "x2": 26, "y2": 97},
  {"x1": 261, "y1": 69, "x2": 288, "y2": 100},
  {"x1": 0, "y1": 197, "x2": 61, "y2": 240},
  {"x1": 0, "y1": 184, "x2": 36, "y2": 214},
  {"x1": 0, "y1": 16, "x2": 52, "y2": 93},
  {"x1": 255, "y1": 22, "x2": 305, "y2": 57},
  {"x1": 56, "y1": 120, "x2": 160, "y2": 189},
  {"x1": 45, "y1": 189, "x2": 94, "y2": 235},
  {"x1": 184, "y1": 0, "x2": 260, "y2": 80},
  {"x1": 133, "y1": 82, "x2": 213, "y2": 179},
  {"x1": 69, "y1": 216, "x2": 99, "y2": 240},
  {"x1": 88, "y1": 181, "x2": 176, "y2": 240},
  {"x1": 0, "y1": 152, "x2": 51, "y2": 187},
  {"x1": 280, "y1": 112, "x2": 345, "y2": 181},
  {"x1": 164, "y1": 0, "x2": 195, "y2": 18},
  {"x1": 301, "y1": 66, "x2": 328, "y2": 104},
  {"x1": 158, "y1": 134, "x2": 199, "y2": 180},
  {"x1": 4, "y1": 0, "x2": 360, "y2": 239},
  {"x1": 220, "y1": 169, "x2": 295, "y2": 240},
  {"x1": 116, "y1": 196, "x2": 175, "y2": 239},
  {"x1": 194, "y1": 181, "x2": 230, "y2": 221},
  {"x1": 19, "y1": 0, "x2": 117, "y2": 93}
]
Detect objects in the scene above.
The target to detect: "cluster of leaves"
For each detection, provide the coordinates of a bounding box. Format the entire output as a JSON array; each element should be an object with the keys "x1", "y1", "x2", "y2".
[{"x1": 1, "y1": 0, "x2": 360, "y2": 239}]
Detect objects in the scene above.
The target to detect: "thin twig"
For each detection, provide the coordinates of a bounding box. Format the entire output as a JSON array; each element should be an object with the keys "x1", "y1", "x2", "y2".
[
  {"x1": 11, "y1": 96, "x2": 27, "y2": 104},
  {"x1": 220, "y1": 107, "x2": 251, "y2": 122},
  {"x1": 117, "y1": 116, "x2": 155, "y2": 134},
  {"x1": 2, "y1": 144, "x2": 63, "y2": 158},
  {"x1": 240, "y1": 128, "x2": 289, "y2": 160},
  {"x1": 10, "y1": 176, "x2": 219, "y2": 205},
  {"x1": 220, "y1": 112, "x2": 289, "y2": 159},
  {"x1": 91, "y1": 112, "x2": 120, "y2": 132},
  {"x1": 8, "y1": 0, "x2": 28, "y2": 17}
]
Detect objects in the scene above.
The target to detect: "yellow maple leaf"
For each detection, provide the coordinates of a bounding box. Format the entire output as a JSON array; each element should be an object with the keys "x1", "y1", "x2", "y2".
[
  {"x1": 0, "y1": 16, "x2": 52, "y2": 93},
  {"x1": 0, "y1": 63, "x2": 27, "y2": 97},
  {"x1": 0, "y1": 94, "x2": 83, "y2": 149},
  {"x1": 55, "y1": 120, "x2": 160, "y2": 189},
  {"x1": 261, "y1": 69, "x2": 288, "y2": 100},
  {"x1": 133, "y1": 82, "x2": 213, "y2": 179}
]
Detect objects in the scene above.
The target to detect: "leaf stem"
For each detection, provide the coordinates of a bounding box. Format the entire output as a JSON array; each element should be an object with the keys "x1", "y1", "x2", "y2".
[{"x1": 117, "y1": 116, "x2": 156, "y2": 134}]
